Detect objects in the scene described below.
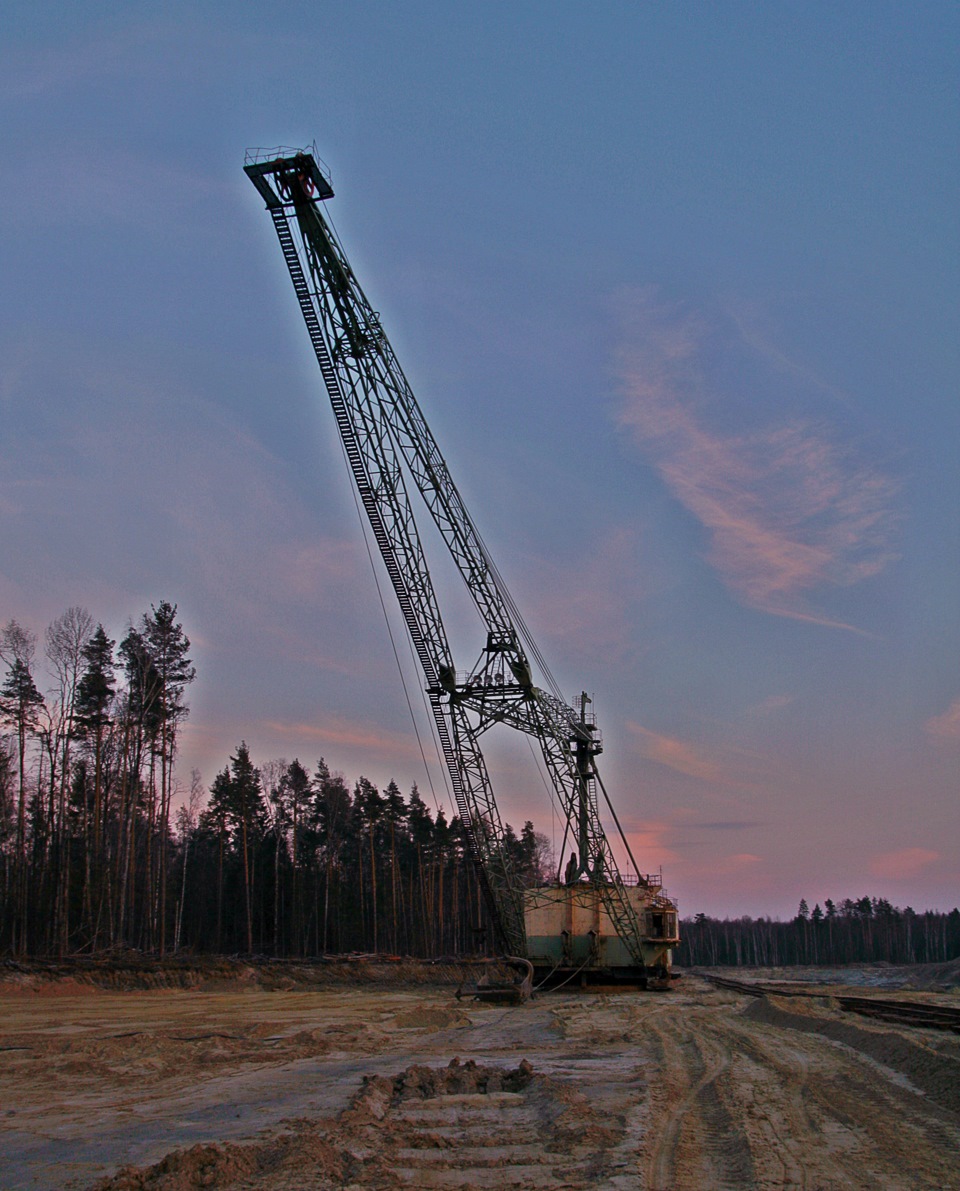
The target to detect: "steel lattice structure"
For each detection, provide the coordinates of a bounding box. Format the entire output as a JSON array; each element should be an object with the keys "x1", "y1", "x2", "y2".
[{"x1": 245, "y1": 149, "x2": 652, "y2": 962}]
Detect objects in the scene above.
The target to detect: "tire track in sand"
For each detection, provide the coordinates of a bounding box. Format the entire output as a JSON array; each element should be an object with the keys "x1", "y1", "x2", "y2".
[
  {"x1": 644, "y1": 1009, "x2": 757, "y2": 1190},
  {"x1": 726, "y1": 1002, "x2": 960, "y2": 1189}
]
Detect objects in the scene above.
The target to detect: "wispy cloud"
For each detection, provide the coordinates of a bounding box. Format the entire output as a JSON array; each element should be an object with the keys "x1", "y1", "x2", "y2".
[
  {"x1": 869, "y1": 848, "x2": 940, "y2": 880},
  {"x1": 0, "y1": 335, "x2": 363, "y2": 624},
  {"x1": 623, "y1": 819, "x2": 681, "y2": 867},
  {"x1": 749, "y1": 694, "x2": 794, "y2": 716},
  {"x1": 262, "y1": 716, "x2": 424, "y2": 761},
  {"x1": 925, "y1": 697, "x2": 960, "y2": 742},
  {"x1": 517, "y1": 527, "x2": 640, "y2": 661},
  {"x1": 615, "y1": 289, "x2": 899, "y2": 629},
  {"x1": 0, "y1": 18, "x2": 220, "y2": 102},
  {"x1": 626, "y1": 722, "x2": 726, "y2": 783},
  {"x1": 698, "y1": 820, "x2": 763, "y2": 831},
  {"x1": 722, "y1": 299, "x2": 856, "y2": 409},
  {"x1": 0, "y1": 144, "x2": 228, "y2": 233},
  {"x1": 672, "y1": 850, "x2": 771, "y2": 907},
  {"x1": 625, "y1": 721, "x2": 762, "y2": 793},
  {"x1": 714, "y1": 852, "x2": 762, "y2": 874}
]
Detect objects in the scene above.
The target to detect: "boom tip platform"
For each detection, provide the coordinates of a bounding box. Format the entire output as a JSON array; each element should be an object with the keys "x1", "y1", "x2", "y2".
[{"x1": 244, "y1": 146, "x2": 334, "y2": 208}]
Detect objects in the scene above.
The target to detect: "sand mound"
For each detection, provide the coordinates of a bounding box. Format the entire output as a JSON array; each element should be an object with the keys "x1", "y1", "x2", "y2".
[
  {"x1": 743, "y1": 995, "x2": 960, "y2": 1116},
  {"x1": 0, "y1": 956, "x2": 479, "y2": 997},
  {"x1": 900, "y1": 957, "x2": 960, "y2": 991},
  {"x1": 391, "y1": 1006, "x2": 471, "y2": 1031},
  {"x1": 92, "y1": 1059, "x2": 543, "y2": 1190},
  {"x1": 90, "y1": 1133, "x2": 345, "y2": 1190}
]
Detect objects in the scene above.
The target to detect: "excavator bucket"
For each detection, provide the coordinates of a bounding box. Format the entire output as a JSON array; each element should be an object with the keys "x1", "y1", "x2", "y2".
[{"x1": 456, "y1": 957, "x2": 534, "y2": 1005}]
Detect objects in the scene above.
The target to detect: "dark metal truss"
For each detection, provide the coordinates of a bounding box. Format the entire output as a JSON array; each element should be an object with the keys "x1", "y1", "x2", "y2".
[{"x1": 245, "y1": 151, "x2": 647, "y2": 963}]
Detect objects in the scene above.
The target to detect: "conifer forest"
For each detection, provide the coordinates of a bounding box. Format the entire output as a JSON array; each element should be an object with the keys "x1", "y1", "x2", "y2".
[
  {"x1": 1, "y1": 606, "x2": 957, "y2": 966},
  {"x1": 0, "y1": 606, "x2": 550, "y2": 958}
]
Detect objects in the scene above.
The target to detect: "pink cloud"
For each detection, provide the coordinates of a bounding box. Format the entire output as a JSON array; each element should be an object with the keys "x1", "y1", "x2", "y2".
[
  {"x1": 517, "y1": 527, "x2": 640, "y2": 660},
  {"x1": 869, "y1": 848, "x2": 940, "y2": 880},
  {"x1": 925, "y1": 697, "x2": 960, "y2": 742},
  {"x1": 750, "y1": 694, "x2": 793, "y2": 715},
  {"x1": 262, "y1": 716, "x2": 424, "y2": 761},
  {"x1": 625, "y1": 722, "x2": 764, "y2": 796},
  {"x1": 623, "y1": 819, "x2": 681, "y2": 867},
  {"x1": 615, "y1": 289, "x2": 899, "y2": 627},
  {"x1": 626, "y1": 722, "x2": 725, "y2": 783},
  {"x1": 670, "y1": 850, "x2": 772, "y2": 909},
  {"x1": 716, "y1": 852, "x2": 762, "y2": 874}
]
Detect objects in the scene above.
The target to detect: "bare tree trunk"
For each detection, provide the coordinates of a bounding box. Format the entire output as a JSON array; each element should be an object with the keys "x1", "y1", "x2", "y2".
[
  {"x1": 291, "y1": 807, "x2": 299, "y2": 956},
  {"x1": 174, "y1": 823, "x2": 190, "y2": 953},
  {"x1": 142, "y1": 750, "x2": 156, "y2": 951},
  {"x1": 369, "y1": 821, "x2": 378, "y2": 954},
  {"x1": 323, "y1": 859, "x2": 331, "y2": 954},
  {"x1": 390, "y1": 821, "x2": 398, "y2": 953},
  {"x1": 274, "y1": 820, "x2": 282, "y2": 956},
  {"x1": 357, "y1": 839, "x2": 365, "y2": 947},
  {"x1": 437, "y1": 862, "x2": 443, "y2": 955},
  {"x1": 157, "y1": 734, "x2": 170, "y2": 956},
  {"x1": 216, "y1": 827, "x2": 224, "y2": 951},
  {"x1": 115, "y1": 719, "x2": 136, "y2": 947},
  {"x1": 242, "y1": 813, "x2": 253, "y2": 954}
]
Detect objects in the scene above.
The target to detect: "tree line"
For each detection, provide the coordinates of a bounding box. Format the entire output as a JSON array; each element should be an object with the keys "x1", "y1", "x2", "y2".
[
  {"x1": 678, "y1": 897, "x2": 960, "y2": 968},
  {"x1": 0, "y1": 605, "x2": 550, "y2": 957},
  {"x1": 0, "y1": 606, "x2": 194, "y2": 956},
  {"x1": 4, "y1": 607, "x2": 956, "y2": 967},
  {"x1": 179, "y1": 747, "x2": 550, "y2": 958}
]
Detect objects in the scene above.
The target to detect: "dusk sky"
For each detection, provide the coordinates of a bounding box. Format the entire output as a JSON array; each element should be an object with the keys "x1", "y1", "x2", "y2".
[{"x1": 2, "y1": 3, "x2": 957, "y2": 919}]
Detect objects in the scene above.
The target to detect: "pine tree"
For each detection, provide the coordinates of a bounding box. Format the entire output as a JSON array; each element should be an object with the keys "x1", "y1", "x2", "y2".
[
  {"x1": 44, "y1": 607, "x2": 94, "y2": 950},
  {"x1": 74, "y1": 627, "x2": 116, "y2": 852},
  {"x1": 204, "y1": 767, "x2": 233, "y2": 950},
  {"x1": 227, "y1": 742, "x2": 264, "y2": 954},
  {"x1": 384, "y1": 780, "x2": 407, "y2": 951},
  {"x1": 260, "y1": 758, "x2": 290, "y2": 955},
  {"x1": 406, "y1": 784, "x2": 435, "y2": 954},
  {"x1": 0, "y1": 739, "x2": 15, "y2": 850},
  {"x1": 141, "y1": 603, "x2": 195, "y2": 954},
  {"x1": 313, "y1": 760, "x2": 351, "y2": 953},
  {"x1": 0, "y1": 641, "x2": 44, "y2": 954},
  {"x1": 281, "y1": 760, "x2": 312, "y2": 951},
  {"x1": 0, "y1": 657, "x2": 45, "y2": 868},
  {"x1": 355, "y1": 778, "x2": 385, "y2": 951}
]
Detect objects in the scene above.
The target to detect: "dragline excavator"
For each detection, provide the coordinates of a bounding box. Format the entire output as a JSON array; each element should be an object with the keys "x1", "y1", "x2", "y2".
[{"x1": 245, "y1": 147, "x2": 679, "y2": 992}]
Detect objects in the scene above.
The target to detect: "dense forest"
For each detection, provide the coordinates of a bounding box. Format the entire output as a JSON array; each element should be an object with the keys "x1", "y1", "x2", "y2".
[
  {"x1": 2, "y1": 607, "x2": 956, "y2": 966},
  {"x1": 676, "y1": 899, "x2": 960, "y2": 968},
  {"x1": 0, "y1": 606, "x2": 196, "y2": 956},
  {"x1": 0, "y1": 606, "x2": 549, "y2": 957}
]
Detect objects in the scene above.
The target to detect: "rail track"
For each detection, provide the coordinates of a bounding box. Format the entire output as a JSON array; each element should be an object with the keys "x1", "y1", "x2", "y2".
[{"x1": 700, "y1": 972, "x2": 960, "y2": 1034}]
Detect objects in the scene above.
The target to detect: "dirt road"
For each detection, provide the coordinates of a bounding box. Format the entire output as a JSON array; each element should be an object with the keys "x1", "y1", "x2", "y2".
[{"x1": 1, "y1": 972, "x2": 958, "y2": 1188}]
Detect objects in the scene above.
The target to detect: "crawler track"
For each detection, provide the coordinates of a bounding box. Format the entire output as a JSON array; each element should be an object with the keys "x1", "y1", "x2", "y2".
[{"x1": 700, "y1": 972, "x2": 960, "y2": 1033}]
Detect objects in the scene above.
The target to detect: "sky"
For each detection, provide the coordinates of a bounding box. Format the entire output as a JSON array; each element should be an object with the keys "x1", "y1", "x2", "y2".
[{"x1": 1, "y1": 2, "x2": 957, "y2": 919}]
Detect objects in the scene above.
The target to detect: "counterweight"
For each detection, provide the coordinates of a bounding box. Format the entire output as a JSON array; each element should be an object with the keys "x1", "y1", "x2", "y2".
[{"x1": 245, "y1": 147, "x2": 679, "y2": 980}]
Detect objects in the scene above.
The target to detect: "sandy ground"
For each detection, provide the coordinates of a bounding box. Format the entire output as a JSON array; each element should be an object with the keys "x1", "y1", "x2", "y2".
[{"x1": 1, "y1": 971, "x2": 959, "y2": 1189}]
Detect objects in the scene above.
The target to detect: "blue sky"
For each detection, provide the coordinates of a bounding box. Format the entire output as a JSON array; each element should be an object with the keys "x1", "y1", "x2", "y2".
[{"x1": 2, "y1": 2, "x2": 957, "y2": 918}]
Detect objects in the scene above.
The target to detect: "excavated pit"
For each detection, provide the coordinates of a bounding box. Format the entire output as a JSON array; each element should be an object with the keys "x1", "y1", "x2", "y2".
[
  {"x1": 2, "y1": 966, "x2": 959, "y2": 1189},
  {"x1": 92, "y1": 1059, "x2": 623, "y2": 1189}
]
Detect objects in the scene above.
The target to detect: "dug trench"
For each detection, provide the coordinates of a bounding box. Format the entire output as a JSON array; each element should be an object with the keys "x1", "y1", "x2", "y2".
[{"x1": 1, "y1": 965, "x2": 958, "y2": 1189}]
